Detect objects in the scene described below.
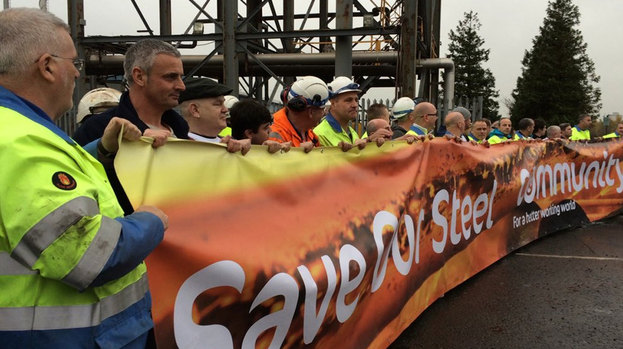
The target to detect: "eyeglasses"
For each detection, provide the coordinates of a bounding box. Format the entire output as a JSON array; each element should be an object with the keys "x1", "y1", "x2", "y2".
[
  {"x1": 34, "y1": 54, "x2": 84, "y2": 71},
  {"x1": 51, "y1": 54, "x2": 85, "y2": 71}
]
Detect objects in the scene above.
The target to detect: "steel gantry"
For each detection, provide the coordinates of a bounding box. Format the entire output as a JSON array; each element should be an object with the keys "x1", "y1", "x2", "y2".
[{"x1": 58, "y1": 0, "x2": 451, "y2": 129}]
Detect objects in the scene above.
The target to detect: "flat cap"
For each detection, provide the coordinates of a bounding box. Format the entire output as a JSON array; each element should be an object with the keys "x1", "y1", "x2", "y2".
[{"x1": 179, "y1": 78, "x2": 233, "y2": 103}]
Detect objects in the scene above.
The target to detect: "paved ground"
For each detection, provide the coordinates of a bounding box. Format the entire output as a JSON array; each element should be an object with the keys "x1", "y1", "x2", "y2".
[{"x1": 389, "y1": 215, "x2": 623, "y2": 349}]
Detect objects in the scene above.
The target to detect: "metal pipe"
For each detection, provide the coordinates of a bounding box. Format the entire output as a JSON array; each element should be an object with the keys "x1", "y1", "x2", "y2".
[{"x1": 419, "y1": 58, "x2": 455, "y2": 111}]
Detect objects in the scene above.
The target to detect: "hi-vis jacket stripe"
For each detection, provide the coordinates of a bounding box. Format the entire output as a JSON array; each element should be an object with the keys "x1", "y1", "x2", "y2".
[
  {"x1": 0, "y1": 273, "x2": 149, "y2": 331},
  {"x1": 9, "y1": 196, "x2": 121, "y2": 291}
]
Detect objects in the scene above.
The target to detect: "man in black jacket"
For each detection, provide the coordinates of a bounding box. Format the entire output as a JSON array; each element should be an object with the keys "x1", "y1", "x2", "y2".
[
  {"x1": 74, "y1": 39, "x2": 189, "y2": 145},
  {"x1": 74, "y1": 39, "x2": 189, "y2": 214}
]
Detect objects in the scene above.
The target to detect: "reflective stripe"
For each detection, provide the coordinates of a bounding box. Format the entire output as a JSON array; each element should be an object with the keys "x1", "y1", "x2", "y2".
[
  {"x1": 0, "y1": 273, "x2": 149, "y2": 331},
  {"x1": 62, "y1": 216, "x2": 122, "y2": 290},
  {"x1": 10, "y1": 196, "x2": 99, "y2": 268},
  {"x1": 0, "y1": 252, "x2": 38, "y2": 275}
]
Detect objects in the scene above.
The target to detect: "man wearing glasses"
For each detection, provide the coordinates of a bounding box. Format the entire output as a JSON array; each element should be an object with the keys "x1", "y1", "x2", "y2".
[
  {"x1": 406, "y1": 101, "x2": 438, "y2": 136},
  {"x1": 0, "y1": 8, "x2": 168, "y2": 348}
]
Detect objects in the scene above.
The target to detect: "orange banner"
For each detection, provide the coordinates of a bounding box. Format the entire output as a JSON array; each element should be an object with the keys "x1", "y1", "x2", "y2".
[{"x1": 116, "y1": 138, "x2": 623, "y2": 348}]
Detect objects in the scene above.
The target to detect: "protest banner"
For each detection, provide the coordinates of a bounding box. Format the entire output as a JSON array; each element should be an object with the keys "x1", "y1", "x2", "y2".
[{"x1": 116, "y1": 138, "x2": 623, "y2": 348}]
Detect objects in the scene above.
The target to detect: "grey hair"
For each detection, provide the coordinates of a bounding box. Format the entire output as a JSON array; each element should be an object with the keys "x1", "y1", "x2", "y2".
[
  {"x1": 123, "y1": 39, "x2": 181, "y2": 85},
  {"x1": 547, "y1": 125, "x2": 561, "y2": 139},
  {"x1": 0, "y1": 8, "x2": 69, "y2": 76}
]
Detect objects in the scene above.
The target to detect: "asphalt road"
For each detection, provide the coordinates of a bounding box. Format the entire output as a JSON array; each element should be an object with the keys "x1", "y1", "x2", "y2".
[{"x1": 389, "y1": 215, "x2": 623, "y2": 349}]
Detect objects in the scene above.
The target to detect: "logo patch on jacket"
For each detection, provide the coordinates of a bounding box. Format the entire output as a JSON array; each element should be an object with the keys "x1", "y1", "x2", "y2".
[{"x1": 52, "y1": 171, "x2": 77, "y2": 190}]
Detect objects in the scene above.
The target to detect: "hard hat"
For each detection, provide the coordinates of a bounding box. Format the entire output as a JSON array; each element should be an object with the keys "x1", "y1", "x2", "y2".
[
  {"x1": 76, "y1": 87, "x2": 122, "y2": 123},
  {"x1": 392, "y1": 97, "x2": 416, "y2": 119},
  {"x1": 224, "y1": 95, "x2": 239, "y2": 118},
  {"x1": 288, "y1": 76, "x2": 330, "y2": 108},
  {"x1": 328, "y1": 76, "x2": 361, "y2": 98}
]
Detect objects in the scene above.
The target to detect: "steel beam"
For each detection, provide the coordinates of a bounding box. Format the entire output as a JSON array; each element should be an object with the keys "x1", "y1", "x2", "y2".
[
  {"x1": 79, "y1": 27, "x2": 399, "y2": 45},
  {"x1": 335, "y1": 0, "x2": 353, "y2": 77},
  {"x1": 399, "y1": 0, "x2": 417, "y2": 98},
  {"x1": 160, "y1": 0, "x2": 171, "y2": 35},
  {"x1": 223, "y1": 0, "x2": 238, "y2": 95}
]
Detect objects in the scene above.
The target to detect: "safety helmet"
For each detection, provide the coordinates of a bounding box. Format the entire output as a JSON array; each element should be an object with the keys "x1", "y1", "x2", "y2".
[
  {"x1": 328, "y1": 76, "x2": 361, "y2": 98},
  {"x1": 391, "y1": 97, "x2": 416, "y2": 119},
  {"x1": 224, "y1": 95, "x2": 239, "y2": 118},
  {"x1": 288, "y1": 76, "x2": 330, "y2": 110},
  {"x1": 76, "y1": 87, "x2": 122, "y2": 123}
]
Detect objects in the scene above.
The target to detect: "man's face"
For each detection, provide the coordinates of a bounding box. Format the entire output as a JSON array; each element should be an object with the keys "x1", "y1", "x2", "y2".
[
  {"x1": 579, "y1": 116, "x2": 592, "y2": 130},
  {"x1": 457, "y1": 119, "x2": 466, "y2": 133},
  {"x1": 197, "y1": 96, "x2": 228, "y2": 132},
  {"x1": 563, "y1": 125, "x2": 573, "y2": 138},
  {"x1": 368, "y1": 119, "x2": 392, "y2": 140},
  {"x1": 472, "y1": 121, "x2": 488, "y2": 140},
  {"x1": 617, "y1": 123, "x2": 623, "y2": 135},
  {"x1": 464, "y1": 117, "x2": 472, "y2": 131},
  {"x1": 525, "y1": 123, "x2": 535, "y2": 136},
  {"x1": 143, "y1": 54, "x2": 185, "y2": 110},
  {"x1": 53, "y1": 29, "x2": 81, "y2": 119},
  {"x1": 499, "y1": 119, "x2": 512, "y2": 135},
  {"x1": 330, "y1": 92, "x2": 359, "y2": 123},
  {"x1": 250, "y1": 122, "x2": 271, "y2": 145},
  {"x1": 422, "y1": 105, "x2": 438, "y2": 130}
]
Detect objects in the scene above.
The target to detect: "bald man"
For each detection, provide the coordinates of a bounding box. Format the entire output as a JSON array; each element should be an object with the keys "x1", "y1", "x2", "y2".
[
  {"x1": 444, "y1": 111, "x2": 468, "y2": 141},
  {"x1": 407, "y1": 102, "x2": 438, "y2": 136},
  {"x1": 366, "y1": 119, "x2": 392, "y2": 141}
]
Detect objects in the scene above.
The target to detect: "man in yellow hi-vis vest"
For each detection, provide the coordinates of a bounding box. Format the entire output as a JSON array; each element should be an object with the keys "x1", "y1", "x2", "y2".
[
  {"x1": 570, "y1": 115, "x2": 593, "y2": 141},
  {"x1": 0, "y1": 8, "x2": 168, "y2": 348},
  {"x1": 603, "y1": 122, "x2": 623, "y2": 139}
]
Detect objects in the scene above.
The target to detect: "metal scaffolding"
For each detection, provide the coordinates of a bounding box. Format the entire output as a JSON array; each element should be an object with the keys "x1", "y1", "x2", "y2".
[{"x1": 62, "y1": 0, "x2": 450, "y2": 128}]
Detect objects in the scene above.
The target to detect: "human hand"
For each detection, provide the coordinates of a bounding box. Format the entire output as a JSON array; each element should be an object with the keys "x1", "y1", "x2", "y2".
[
  {"x1": 263, "y1": 140, "x2": 291, "y2": 153},
  {"x1": 300, "y1": 141, "x2": 315, "y2": 153},
  {"x1": 100, "y1": 117, "x2": 142, "y2": 153},
  {"x1": 143, "y1": 129, "x2": 172, "y2": 148},
  {"x1": 220, "y1": 136, "x2": 251, "y2": 155},
  {"x1": 354, "y1": 138, "x2": 367, "y2": 150}
]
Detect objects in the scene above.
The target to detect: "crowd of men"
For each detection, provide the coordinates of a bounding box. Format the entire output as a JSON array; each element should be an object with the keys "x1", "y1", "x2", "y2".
[{"x1": 2, "y1": 7, "x2": 622, "y2": 348}]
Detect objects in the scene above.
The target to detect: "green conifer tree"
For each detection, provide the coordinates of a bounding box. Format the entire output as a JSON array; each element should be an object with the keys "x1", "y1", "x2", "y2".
[
  {"x1": 445, "y1": 11, "x2": 499, "y2": 119},
  {"x1": 510, "y1": 0, "x2": 601, "y2": 125}
]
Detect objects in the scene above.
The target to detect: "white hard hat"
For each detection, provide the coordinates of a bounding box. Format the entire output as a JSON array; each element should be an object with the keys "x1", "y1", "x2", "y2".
[
  {"x1": 289, "y1": 76, "x2": 330, "y2": 107},
  {"x1": 223, "y1": 95, "x2": 239, "y2": 118},
  {"x1": 76, "y1": 87, "x2": 122, "y2": 123},
  {"x1": 224, "y1": 95, "x2": 239, "y2": 109},
  {"x1": 328, "y1": 76, "x2": 361, "y2": 98},
  {"x1": 392, "y1": 97, "x2": 416, "y2": 119}
]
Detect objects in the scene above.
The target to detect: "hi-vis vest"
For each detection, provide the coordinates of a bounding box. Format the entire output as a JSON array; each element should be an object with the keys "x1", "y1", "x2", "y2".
[
  {"x1": 314, "y1": 113, "x2": 361, "y2": 147},
  {"x1": 0, "y1": 99, "x2": 150, "y2": 346},
  {"x1": 570, "y1": 126, "x2": 591, "y2": 141}
]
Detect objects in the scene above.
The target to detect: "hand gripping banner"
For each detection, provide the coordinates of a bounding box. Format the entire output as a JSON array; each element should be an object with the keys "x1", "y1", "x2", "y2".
[{"x1": 115, "y1": 138, "x2": 623, "y2": 349}]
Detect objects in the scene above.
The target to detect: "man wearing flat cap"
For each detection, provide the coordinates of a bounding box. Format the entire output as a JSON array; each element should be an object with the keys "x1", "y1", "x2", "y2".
[
  {"x1": 178, "y1": 78, "x2": 253, "y2": 154},
  {"x1": 178, "y1": 78, "x2": 233, "y2": 142}
]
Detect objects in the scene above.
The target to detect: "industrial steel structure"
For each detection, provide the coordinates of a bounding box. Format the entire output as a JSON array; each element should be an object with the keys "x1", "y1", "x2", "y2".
[{"x1": 9, "y1": 1, "x2": 453, "y2": 132}]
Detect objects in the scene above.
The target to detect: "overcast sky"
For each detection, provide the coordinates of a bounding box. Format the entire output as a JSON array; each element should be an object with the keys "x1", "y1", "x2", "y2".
[
  {"x1": 440, "y1": 0, "x2": 623, "y2": 117},
  {"x1": 8, "y1": 0, "x2": 621, "y2": 117}
]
